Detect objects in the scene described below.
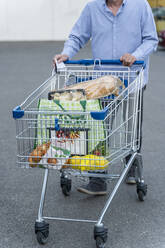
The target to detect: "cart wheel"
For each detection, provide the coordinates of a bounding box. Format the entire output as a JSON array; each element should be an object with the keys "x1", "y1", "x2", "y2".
[
  {"x1": 62, "y1": 184, "x2": 70, "y2": 196},
  {"x1": 96, "y1": 236, "x2": 106, "y2": 248},
  {"x1": 36, "y1": 231, "x2": 49, "y2": 245},
  {"x1": 94, "y1": 225, "x2": 108, "y2": 248},
  {"x1": 35, "y1": 221, "x2": 49, "y2": 245},
  {"x1": 138, "y1": 190, "x2": 145, "y2": 201},
  {"x1": 60, "y1": 176, "x2": 71, "y2": 196},
  {"x1": 137, "y1": 182, "x2": 147, "y2": 202}
]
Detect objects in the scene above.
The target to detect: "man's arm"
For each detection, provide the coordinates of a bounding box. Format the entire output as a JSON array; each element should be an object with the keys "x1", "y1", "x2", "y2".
[
  {"x1": 53, "y1": 4, "x2": 91, "y2": 63},
  {"x1": 132, "y1": 0, "x2": 158, "y2": 60},
  {"x1": 120, "y1": 0, "x2": 158, "y2": 66}
]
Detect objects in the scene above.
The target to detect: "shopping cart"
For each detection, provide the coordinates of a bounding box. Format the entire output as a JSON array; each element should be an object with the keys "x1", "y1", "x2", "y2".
[{"x1": 12, "y1": 59, "x2": 147, "y2": 247}]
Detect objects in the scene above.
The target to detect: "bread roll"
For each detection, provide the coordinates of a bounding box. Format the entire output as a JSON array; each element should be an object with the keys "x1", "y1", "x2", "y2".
[
  {"x1": 28, "y1": 157, "x2": 38, "y2": 168},
  {"x1": 28, "y1": 142, "x2": 51, "y2": 165},
  {"x1": 31, "y1": 150, "x2": 42, "y2": 163},
  {"x1": 47, "y1": 158, "x2": 57, "y2": 165}
]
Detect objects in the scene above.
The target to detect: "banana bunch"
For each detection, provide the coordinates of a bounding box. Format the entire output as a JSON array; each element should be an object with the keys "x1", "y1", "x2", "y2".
[{"x1": 64, "y1": 154, "x2": 109, "y2": 171}]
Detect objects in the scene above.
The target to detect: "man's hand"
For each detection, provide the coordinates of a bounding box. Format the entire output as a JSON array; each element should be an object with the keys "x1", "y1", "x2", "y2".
[
  {"x1": 120, "y1": 54, "x2": 136, "y2": 67},
  {"x1": 53, "y1": 54, "x2": 69, "y2": 64}
]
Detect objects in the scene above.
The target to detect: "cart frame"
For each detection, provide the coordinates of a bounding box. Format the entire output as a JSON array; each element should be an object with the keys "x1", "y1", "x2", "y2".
[{"x1": 13, "y1": 59, "x2": 147, "y2": 247}]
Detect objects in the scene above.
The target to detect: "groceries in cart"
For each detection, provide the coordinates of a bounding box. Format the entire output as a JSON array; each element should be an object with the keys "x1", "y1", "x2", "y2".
[
  {"x1": 28, "y1": 142, "x2": 70, "y2": 168},
  {"x1": 28, "y1": 142, "x2": 109, "y2": 170},
  {"x1": 63, "y1": 154, "x2": 109, "y2": 171},
  {"x1": 28, "y1": 74, "x2": 125, "y2": 170},
  {"x1": 28, "y1": 141, "x2": 71, "y2": 169},
  {"x1": 27, "y1": 74, "x2": 126, "y2": 170},
  {"x1": 52, "y1": 128, "x2": 88, "y2": 155},
  {"x1": 48, "y1": 75, "x2": 125, "y2": 101},
  {"x1": 28, "y1": 96, "x2": 107, "y2": 170}
]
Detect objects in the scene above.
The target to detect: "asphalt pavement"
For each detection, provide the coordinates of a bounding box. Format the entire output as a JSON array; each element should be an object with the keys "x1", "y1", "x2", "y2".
[{"x1": 0, "y1": 42, "x2": 165, "y2": 248}]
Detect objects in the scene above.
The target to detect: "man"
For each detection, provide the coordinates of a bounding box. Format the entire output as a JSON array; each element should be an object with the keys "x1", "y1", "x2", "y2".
[{"x1": 53, "y1": 0, "x2": 158, "y2": 195}]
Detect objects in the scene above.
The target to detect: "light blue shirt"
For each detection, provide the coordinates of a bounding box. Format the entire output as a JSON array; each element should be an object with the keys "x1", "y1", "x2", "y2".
[{"x1": 62, "y1": 0, "x2": 158, "y2": 85}]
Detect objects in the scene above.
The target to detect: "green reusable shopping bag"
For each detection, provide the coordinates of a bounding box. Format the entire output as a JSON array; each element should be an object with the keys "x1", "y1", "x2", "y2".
[{"x1": 37, "y1": 99, "x2": 105, "y2": 153}]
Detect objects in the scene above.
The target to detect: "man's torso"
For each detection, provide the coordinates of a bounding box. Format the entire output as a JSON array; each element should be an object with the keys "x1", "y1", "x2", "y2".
[{"x1": 88, "y1": 0, "x2": 144, "y2": 60}]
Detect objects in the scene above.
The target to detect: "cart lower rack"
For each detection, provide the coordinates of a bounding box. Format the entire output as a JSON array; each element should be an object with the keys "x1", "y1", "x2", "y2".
[{"x1": 13, "y1": 60, "x2": 147, "y2": 247}]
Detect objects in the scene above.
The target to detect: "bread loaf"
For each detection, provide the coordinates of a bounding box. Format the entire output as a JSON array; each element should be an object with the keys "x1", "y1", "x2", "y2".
[{"x1": 66, "y1": 75, "x2": 124, "y2": 99}]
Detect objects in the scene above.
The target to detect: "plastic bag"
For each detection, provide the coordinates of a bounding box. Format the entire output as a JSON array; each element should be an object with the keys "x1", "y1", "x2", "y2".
[{"x1": 66, "y1": 75, "x2": 125, "y2": 99}]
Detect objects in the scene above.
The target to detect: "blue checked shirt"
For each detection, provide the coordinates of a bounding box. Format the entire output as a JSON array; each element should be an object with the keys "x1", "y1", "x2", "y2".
[{"x1": 62, "y1": 0, "x2": 158, "y2": 85}]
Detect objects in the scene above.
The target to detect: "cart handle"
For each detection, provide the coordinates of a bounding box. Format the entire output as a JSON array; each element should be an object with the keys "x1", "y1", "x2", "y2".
[{"x1": 64, "y1": 59, "x2": 145, "y2": 67}]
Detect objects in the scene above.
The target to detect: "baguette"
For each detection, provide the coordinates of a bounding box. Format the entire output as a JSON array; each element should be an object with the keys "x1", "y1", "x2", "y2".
[{"x1": 66, "y1": 75, "x2": 125, "y2": 99}]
